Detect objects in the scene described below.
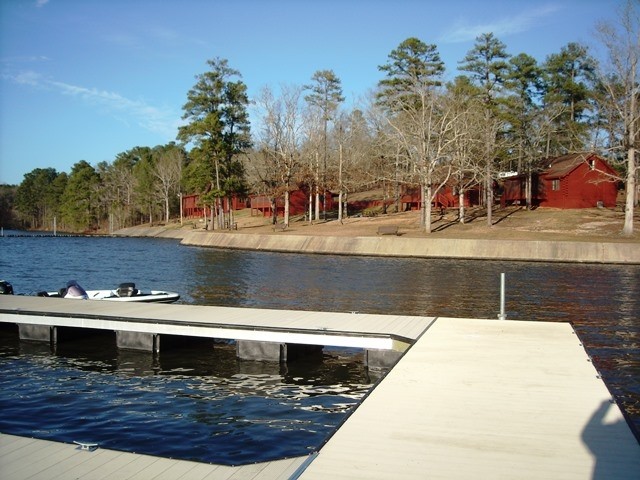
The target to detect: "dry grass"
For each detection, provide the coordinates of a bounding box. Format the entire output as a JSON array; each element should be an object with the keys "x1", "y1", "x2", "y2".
[{"x1": 221, "y1": 205, "x2": 640, "y2": 243}]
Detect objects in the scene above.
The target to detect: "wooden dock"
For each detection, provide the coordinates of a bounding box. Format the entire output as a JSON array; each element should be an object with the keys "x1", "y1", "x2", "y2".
[
  {"x1": 0, "y1": 433, "x2": 309, "y2": 479},
  {"x1": 1, "y1": 299, "x2": 639, "y2": 479},
  {"x1": 298, "y1": 317, "x2": 640, "y2": 479},
  {"x1": 0, "y1": 296, "x2": 432, "y2": 353}
]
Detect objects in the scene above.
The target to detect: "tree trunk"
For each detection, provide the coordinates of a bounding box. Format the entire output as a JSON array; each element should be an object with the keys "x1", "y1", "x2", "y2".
[
  {"x1": 284, "y1": 190, "x2": 290, "y2": 226},
  {"x1": 308, "y1": 191, "x2": 313, "y2": 225},
  {"x1": 271, "y1": 199, "x2": 277, "y2": 224},
  {"x1": 165, "y1": 196, "x2": 170, "y2": 224},
  {"x1": 622, "y1": 146, "x2": 636, "y2": 235},
  {"x1": 314, "y1": 152, "x2": 320, "y2": 222},
  {"x1": 526, "y1": 167, "x2": 532, "y2": 210},
  {"x1": 622, "y1": 79, "x2": 636, "y2": 235},
  {"x1": 486, "y1": 163, "x2": 493, "y2": 227},
  {"x1": 458, "y1": 188, "x2": 465, "y2": 224},
  {"x1": 338, "y1": 142, "x2": 343, "y2": 223},
  {"x1": 424, "y1": 184, "x2": 432, "y2": 233}
]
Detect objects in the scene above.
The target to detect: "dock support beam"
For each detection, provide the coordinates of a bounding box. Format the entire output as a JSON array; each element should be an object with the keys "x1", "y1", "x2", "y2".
[
  {"x1": 116, "y1": 331, "x2": 159, "y2": 352},
  {"x1": 18, "y1": 324, "x2": 56, "y2": 345}
]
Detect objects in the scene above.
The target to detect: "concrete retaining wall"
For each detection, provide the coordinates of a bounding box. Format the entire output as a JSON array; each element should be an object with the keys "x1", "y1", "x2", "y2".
[
  {"x1": 114, "y1": 226, "x2": 187, "y2": 239},
  {"x1": 180, "y1": 231, "x2": 640, "y2": 264}
]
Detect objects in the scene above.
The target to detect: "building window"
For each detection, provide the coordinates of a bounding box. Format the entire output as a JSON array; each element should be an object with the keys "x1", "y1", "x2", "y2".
[
  {"x1": 552, "y1": 179, "x2": 560, "y2": 191},
  {"x1": 589, "y1": 159, "x2": 595, "y2": 170}
]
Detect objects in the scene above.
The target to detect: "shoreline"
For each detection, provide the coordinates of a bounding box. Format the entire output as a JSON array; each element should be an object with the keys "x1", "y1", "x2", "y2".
[{"x1": 113, "y1": 225, "x2": 640, "y2": 264}]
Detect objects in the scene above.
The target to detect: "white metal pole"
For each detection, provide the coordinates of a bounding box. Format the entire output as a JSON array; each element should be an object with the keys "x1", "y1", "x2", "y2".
[{"x1": 498, "y1": 272, "x2": 506, "y2": 320}]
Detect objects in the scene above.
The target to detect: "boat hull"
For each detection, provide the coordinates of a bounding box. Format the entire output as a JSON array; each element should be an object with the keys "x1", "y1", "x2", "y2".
[{"x1": 46, "y1": 289, "x2": 180, "y2": 303}]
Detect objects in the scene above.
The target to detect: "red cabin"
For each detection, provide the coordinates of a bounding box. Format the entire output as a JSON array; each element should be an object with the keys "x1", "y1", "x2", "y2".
[
  {"x1": 250, "y1": 189, "x2": 334, "y2": 217},
  {"x1": 400, "y1": 185, "x2": 480, "y2": 211},
  {"x1": 181, "y1": 194, "x2": 248, "y2": 219},
  {"x1": 502, "y1": 153, "x2": 619, "y2": 209}
]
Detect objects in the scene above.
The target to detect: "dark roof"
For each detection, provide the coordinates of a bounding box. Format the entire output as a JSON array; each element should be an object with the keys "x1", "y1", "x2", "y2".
[{"x1": 543, "y1": 152, "x2": 598, "y2": 179}]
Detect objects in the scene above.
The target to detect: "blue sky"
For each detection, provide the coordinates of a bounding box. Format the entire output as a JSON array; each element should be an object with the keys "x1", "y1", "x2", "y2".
[{"x1": 0, "y1": 0, "x2": 621, "y2": 185}]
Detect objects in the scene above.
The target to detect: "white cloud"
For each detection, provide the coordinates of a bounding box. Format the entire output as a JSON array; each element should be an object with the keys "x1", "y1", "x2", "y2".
[
  {"x1": 3, "y1": 70, "x2": 179, "y2": 139},
  {"x1": 441, "y1": 4, "x2": 561, "y2": 43},
  {"x1": 35, "y1": 0, "x2": 50, "y2": 8},
  {"x1": 48, "y1": 80, "x2": 179, "y2": 138},
  {"x1": 12, "y1": 70, "x2": 42, "y2": 86}
]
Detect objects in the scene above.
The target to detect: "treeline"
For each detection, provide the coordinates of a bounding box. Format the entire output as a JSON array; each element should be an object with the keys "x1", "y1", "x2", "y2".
[{"x1": 2, "y1": 4, "x2": 638, "y2": 234}]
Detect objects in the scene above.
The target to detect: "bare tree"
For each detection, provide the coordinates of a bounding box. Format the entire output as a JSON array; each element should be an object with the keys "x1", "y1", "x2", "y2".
[
  {"x1": 595, "y1": 0, "x2": 639, "y2": 235},
  {"x1": 377, "y1": 38, "x2": 461, "y2": 233},
  {"x1": 447, "y1": 93, "x2": 484, "y2": 224},
  {"x1": 254, "y1": 85, "x2": 305, "y2": 226},
  {"x1": 152, "y1": 145, "x2": 184, "y2": 223}
]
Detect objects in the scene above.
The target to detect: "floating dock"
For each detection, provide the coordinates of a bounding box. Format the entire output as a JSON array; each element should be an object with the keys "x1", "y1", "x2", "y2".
[{"x1": 1, "y1": 298, "x2": 639, "y2": 479}]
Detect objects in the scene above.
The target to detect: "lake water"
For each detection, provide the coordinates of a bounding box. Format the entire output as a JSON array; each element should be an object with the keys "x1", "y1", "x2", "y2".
[{"x1": 1, "y1": 233, "x2": 638, "y2": 463}]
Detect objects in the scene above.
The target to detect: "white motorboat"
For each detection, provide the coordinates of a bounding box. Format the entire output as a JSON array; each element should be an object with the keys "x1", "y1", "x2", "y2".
[{"x1": 41, "y1": 280, "x2": 180, "y2": 303}]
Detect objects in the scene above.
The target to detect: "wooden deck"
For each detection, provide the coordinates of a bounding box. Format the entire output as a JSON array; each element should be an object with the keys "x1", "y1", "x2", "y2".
[
  {"x1": 0, "y1": 296, "x2": 433, "y2": 351},
  {"x1": 298, "y1": 317, "x2": 640, "y2": 479},
  {"x1": 0, "y1": 434, "x2": 309, "y2": 479},
  {"x1": 1, "y1": 301, "x2": 639, "y2": 479}
]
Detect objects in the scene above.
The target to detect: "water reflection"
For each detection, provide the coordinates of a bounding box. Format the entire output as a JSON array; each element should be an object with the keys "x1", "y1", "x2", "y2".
[{"x1": 0, "y1": 330, "x2": 370, "y2": 465}]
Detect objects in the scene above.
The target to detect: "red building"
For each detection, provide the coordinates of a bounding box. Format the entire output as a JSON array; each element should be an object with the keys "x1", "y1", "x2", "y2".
[
  {"x1": 181, "y1": 194, "x2": 248, "y2": 219},
  {"x1": 250, "y1": 189, "x2": 334, "y2": 217},
  {"x1": 400, "y1": 185, "x2": 480, "y2": 211},
  {"x1": 502, "y1": 153, "x2": 619, "y2": 209}
]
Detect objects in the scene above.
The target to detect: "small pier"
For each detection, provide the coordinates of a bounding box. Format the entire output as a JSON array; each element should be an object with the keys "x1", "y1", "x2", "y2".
[
  {"x1": 0, "y1": 296, "x2": 432, "y2": 368},
  {"x1": 1, "y1": 298, "x2": 639, "y2": 479}
]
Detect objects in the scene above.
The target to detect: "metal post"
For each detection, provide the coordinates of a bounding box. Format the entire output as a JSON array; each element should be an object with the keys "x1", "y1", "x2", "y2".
[{"x1": 498, "y1": 272, "x2": 506, "y2": 320}]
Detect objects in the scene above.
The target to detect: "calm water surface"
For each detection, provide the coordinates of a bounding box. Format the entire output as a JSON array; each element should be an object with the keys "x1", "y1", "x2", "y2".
[{"x1": 0, "y1": 233, "x2": 638, "y2": 463}]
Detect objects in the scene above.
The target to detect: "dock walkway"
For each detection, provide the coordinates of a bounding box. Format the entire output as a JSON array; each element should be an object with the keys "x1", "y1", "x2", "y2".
[
  {"x1": 0, "y1": 434, "x2": 308, "y2": 479},
  {"x1": 298, "y1": 317, "x2": 640, "y2": 479},
  {"x1": 0, "y1": 296, "x2": 432, "y2": 353},
  {"x1": 1, "y1": 303, "x2": 639, "y2": 478}
]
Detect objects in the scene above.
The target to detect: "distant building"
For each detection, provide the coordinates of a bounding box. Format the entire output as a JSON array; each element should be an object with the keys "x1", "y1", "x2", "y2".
[
  {"x1": 181, "y1": 194, "x2": 248, "y2": 219},
  {"x1": 250, "y1": 189, "x2": 334, "y2": 217},
  {"x1": 400, "y1": 185, "x2": 481, "y2": 211},
  {"x1": 501, "y1": 153, "x2": 619, "y2": 209}
]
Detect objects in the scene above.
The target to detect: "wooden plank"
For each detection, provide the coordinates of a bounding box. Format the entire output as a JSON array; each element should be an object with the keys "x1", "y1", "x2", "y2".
[
  {"x1": 254, "y1": 457, "x2": 311, "y2": 479},
  {"x1": 105, "y1": 452, "x2": 162, "y2": 479},
  {"x1": 44, "y1": 450, "x2": 126, "y2": 480},
  {"x1": 1, "y1": 440, "x2": 77, "y2": 478},
  {"x1": 298, "y1": 318, "x2": 640, "y2": 480},
  {"x1": 0, "y1": 296, "x2": 435, "y2": 353},
  {"x1": 0, "y1": 434, "x2": 309, "y2": 480},
  {"x1": 126, "y1": 456, "x2": 186, "y2": 479},
  {"x1": 0, "y1": 435, "x2": 38, "y2": 455}
]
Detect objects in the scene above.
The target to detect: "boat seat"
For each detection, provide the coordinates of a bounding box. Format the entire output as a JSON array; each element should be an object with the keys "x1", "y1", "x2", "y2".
[{"x1": 117, "y1": 283, "x2": 138, "y2": 297}]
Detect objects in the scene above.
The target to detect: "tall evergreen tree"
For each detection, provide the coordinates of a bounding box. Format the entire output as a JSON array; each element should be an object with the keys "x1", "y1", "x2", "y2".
[
  {"x1": 177, "y1": 58, "x2": 251, "y2": 229},
  {"x1": 60, "y1": 161, "x2": 100, "y2": 232},
  {"x1": 377, "y1": 37, "x2": 452, "y2": 233},
  {"x1": 378, "y1": 37, "x2": 445, "y2": 108},
  {"x1": 542, "y1": 42, "x2": 597, "y2": 154},
  {"x1": 305, "y1": 69, "x2": 344, "y2": 220},
  {"x1": 458, "y1": 32, "x2": 511, "y2": 226},
  {"x1": 458, "y1": 32, "x2": 511, "y2": 109},
  {"x1": 504, "y1": 54, "x2": 544, "y2": 172},
  {"x1": 15, "y1": 168, "x2": 64, "y2": 230}
]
